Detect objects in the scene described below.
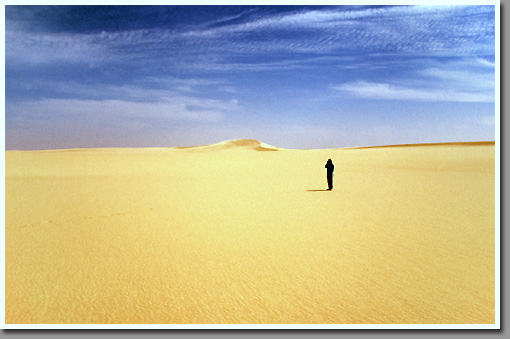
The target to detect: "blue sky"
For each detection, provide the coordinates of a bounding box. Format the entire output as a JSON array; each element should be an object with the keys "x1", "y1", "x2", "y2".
[{"x1": 5, "y1": 5, "x2": 496, "y2": 150}]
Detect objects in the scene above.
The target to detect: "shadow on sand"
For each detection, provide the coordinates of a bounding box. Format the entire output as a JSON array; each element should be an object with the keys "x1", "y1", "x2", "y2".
[{"x1": 306, "y1": 189, "x2": 331, "y2": 192}]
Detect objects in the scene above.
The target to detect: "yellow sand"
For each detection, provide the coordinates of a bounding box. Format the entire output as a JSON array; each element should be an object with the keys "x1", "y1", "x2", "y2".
[{"x1": 5, "y1": 140, "x2": 495, "y2": 324}]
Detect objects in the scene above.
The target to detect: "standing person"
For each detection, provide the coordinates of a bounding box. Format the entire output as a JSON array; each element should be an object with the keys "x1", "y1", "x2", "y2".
[{"x1": 325, "y1": 159, "x2": 334, "y2": 190}]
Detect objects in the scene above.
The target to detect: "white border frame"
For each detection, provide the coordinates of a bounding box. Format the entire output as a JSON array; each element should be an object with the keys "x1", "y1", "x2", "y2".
[{"x1": 1, "y1": 1, "x2": 501, "y2": 330}]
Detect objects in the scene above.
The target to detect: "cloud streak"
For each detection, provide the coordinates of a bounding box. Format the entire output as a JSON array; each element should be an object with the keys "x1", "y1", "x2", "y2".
[
  {"x1": 6, "y1": 94, "x2": 239, "y2": 128},
  {"x1": 333, "y1": 57, "x2": 495, "y2": 103},
  {"x1": 6, "y1": 5, "x2": 495, "y2": 70},
  {"x1": 334, "y1": 81, "x2": 494, "y2": 103}
]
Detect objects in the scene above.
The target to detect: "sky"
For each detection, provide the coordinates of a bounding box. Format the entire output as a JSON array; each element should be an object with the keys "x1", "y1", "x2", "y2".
[{"x1": 5, "y1": 5, "x2": 496, "y2": 150}]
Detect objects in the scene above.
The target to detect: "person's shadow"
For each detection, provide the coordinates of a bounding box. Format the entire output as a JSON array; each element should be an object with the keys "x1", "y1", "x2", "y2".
[{"x1": 306, "y1": 189, "x2": 330, "y2": 192}]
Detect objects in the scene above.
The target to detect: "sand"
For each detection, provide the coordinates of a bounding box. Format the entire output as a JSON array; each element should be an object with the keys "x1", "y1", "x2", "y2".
[{"x1": 5, "y1": 139, "x2": 496, "y2": 324}]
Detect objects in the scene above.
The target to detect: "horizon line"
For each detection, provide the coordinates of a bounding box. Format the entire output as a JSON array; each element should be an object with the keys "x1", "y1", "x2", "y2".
[{"x1": 4, "y1": 140, "x2": 496, "y2": 152}]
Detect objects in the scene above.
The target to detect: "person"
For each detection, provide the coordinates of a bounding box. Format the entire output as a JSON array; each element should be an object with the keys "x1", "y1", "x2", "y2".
[{"x1": 325, "y1": 159, "x2": 334, "y2": 190}]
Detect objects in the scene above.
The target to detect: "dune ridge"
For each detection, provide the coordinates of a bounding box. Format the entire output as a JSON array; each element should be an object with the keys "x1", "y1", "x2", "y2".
[
  {"x1": 349, "y1": 141, "x2": 495, "y2": 150},
  {"x1": 174, "y1": 139, "x2": 280, "y2": 152}
]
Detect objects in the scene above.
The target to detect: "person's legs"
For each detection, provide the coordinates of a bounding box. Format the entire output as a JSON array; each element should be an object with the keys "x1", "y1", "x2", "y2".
[{"x1": 327, "y1": 173, "x2": 333, "y2": 190}]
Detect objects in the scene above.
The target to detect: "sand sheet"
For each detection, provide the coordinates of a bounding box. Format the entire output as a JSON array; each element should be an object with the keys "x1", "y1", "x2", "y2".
[{"x1": 5, "y1": 140, "x2": 495, "y2": 324}]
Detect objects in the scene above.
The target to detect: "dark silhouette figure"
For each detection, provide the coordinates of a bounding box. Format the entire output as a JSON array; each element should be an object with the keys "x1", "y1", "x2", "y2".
[{"x1": 325, "y1": 159, "x2": 334, "y2": 190}]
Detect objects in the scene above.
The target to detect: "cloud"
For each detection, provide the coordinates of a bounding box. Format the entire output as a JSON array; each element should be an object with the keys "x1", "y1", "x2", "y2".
[
  {"x1": 334, "y1": 81, "x2": 494, "y2": 102},
  {"x1": 144, "y1": 77, "x2": 237, "y2": 94},
  {"x1": 6, "y1": 95, "x2": 240, "y2": 126},
  {"x1": 6, "y1": 5, "x2": 495, "y2": 70},
  {"x1": 477, "y1": 58, "x2": 496, "y2": 67},
  {"x1": 5, "y1": 30, "x2": 106, "y2": 65},
  {"x1": 333, "y1": 57, "x2": 495, "y2": 103},
  {"x1": 421, "y1": 69, "x2": 494, "y2": 93},
  {"x1": 8, "y1": 75, "x2": 239, "y2": 104},
  {"x1": 175, "y1": 5, "x2": 495, "y2": 56}
]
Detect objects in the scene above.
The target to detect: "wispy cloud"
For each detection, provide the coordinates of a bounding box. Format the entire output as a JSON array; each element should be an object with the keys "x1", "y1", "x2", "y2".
[
  {"x1": 6, "y1": 94, "x2": 239, "y2": 127},
  {"x1": 333, "y1": 57, "x2": 495, "y2": 103},
  {"x1": 334, "y1": 81, "x2": 494, "y2": 103},
  {"x1": 477, "y1": 58, "x2": 496, "y2": 67},
  {"x1": 7, "y1": 75, "x2": 239, "y2": 104},
  {"x1": 155, "y1": 5, "x2": 494, "y2": 57},
  {"x1": 162, "y1": 5, "x2": 494, "y2": 57},
  {"x1": 6, "y1": 5, "x2": 495, "y2": 70},
  {"x1": 419, "y1": 68, "x2": 494, "y2": 91},
  {"x1": 6, "y1": 30, "x2": 105, "y2": 65}
]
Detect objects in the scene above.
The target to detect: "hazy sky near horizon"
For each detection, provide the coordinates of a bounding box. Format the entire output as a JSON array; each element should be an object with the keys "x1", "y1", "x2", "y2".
[{"x1": 5, "y1": 5, "x2": 496, "y2": 150}]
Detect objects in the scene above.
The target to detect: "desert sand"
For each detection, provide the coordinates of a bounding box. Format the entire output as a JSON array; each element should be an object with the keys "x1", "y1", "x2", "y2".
[{"x1": 5, "y1": 139, "x2": 495, "y2": 324}]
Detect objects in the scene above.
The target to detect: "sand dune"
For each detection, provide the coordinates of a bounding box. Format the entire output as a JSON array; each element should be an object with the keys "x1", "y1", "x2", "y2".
[
  {"x1": 5, "y1": 140, "x2": 495, "y2": 324},
  {"x1": 174, "y1": 139, "x2": 280, "y2": 152},
  {"x1": 350, "y1": 141, "x2": 496, "y2": 149}
]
